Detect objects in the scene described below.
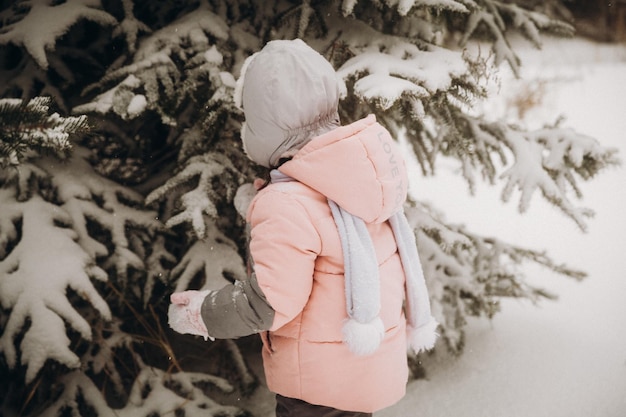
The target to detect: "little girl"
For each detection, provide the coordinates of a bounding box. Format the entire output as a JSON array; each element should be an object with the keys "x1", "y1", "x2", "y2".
[{"x1": 168, "y1": 39, "x2": 438, "y2": 417}]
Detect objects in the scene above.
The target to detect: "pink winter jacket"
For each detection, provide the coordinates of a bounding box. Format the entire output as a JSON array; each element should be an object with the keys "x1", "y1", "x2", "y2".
[{"x1": 247, "y1": 114, "x2": 410, "y2": 412}]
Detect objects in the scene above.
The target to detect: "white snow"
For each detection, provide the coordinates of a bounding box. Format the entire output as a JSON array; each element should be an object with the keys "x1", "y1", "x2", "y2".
[
  {"x1": 146, "y1": 153, "x2": 231, "y2": 238},
  {"x1": 0, "y1": 0, "x2": 117, "y2": 69},
  {"x1": 170, "y1": 223, "x2": 245, "y2": 293},
  {"x1": 205, "y1": 45, "x2": 224, "y2": 65},
  {"x1": 126, "y1": 94, "x2": 147, "y2": 118},
  {"x1": 337, "y1": 46, "x2": 467, "y2": 107},
  {"x1": 378, "y1": 36, "x2": 626, "y2": 417},
  {"x1": 0, "y1": 193, "x2": 112, "y2": 383}
]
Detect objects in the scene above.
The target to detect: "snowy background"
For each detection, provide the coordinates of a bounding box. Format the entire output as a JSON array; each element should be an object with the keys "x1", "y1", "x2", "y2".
[{"x1": 378, "y1": 37, "x2": 626, "y2": 417}]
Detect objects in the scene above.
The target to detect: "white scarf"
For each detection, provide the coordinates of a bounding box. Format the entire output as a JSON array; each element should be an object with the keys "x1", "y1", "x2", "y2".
[
  {"x1": 273, "y1": 171, "x2": 438, "y2": 355},
  {"x1": 329, "y1": 201, "x2": 438, "y2": 355}
]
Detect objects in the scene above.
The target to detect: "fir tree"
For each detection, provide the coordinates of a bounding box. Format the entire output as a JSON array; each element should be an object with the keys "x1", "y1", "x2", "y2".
[{"x1": 0, "y1": 1, "x2": 619, "y2": 416}]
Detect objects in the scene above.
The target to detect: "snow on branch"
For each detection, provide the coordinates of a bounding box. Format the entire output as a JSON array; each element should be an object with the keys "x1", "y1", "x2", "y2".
[
  {"x1": 0, "y1": 97, "x2": 88, "y2": 168},
  {"x1": 423, "y1": 104, "x2": 618, "y2": 232},
  {"x1": 83, "y1": 318, "x2": 135, "y2": 398},
  {"x1": 38, "y1": 366, "x2": 242, "y2": 417},
  {"x1": 460, "y1": 8, "x2": 520, "y2": 73},
  {"x1": 143, "y1": 235, "x2": 177, "y2": 305},
  {"x1": 459, "y1": 1, "x2": 574, "y2": 76},
  {"x1": 342, "y1": 0, "x2": 472, "y2": 16},
  {"x1": 484, "y1": 122, "x2": 619, "y2": 231},
  {"x1": 171, "y1": 223, "x2": 246, "y2": 293},
  {"x1": 113, "y1": 0, "x2": 152, "y2": 54},
  {"x1": 146, "y1": 151, "x2": 246, "y2": 293},
  {"x1": 425, "y1": 100, "x2": 504, "y2": 192},
  {"x1": 405, "y1": 202, "x2": 584, "y2": 352},
  {"x1": 73, "y1": 74, "x2": 147, "y2": 120},
  {"x1": 0, "y1": 0, "x2": 117, "y2": 69},
  {"x1": 337, "y1": 23, "x2": 469, "y2": 112},
  {"x1": 47, "y1": 147, "x2": 165, "y2": 282},
  {"x1": 339, "y1": 51, "x2": 430, "y2": 110},
  {"x1": 413, "y1": 0, "x2": 476, "y2": 12},
  {"x1": 0, "y1": 190, "x2": 111, "y2": 383},
  {"x1": 77, "y1": 4, "x2": 229, "y2": 125},
  {"x1": 0, "y1": 145, "x2": 167, "y2": 382},
  {"x1": 122, "y1": 367, "x2": 240, "y2": 417},
  {"x1": 497, "y1": 2, "x2": 574, "y2": 43},
  {"x1": 0, "y1": 60, "x2": 66, "y2": 109},
  {"x1": 146, "y1": 152, "x2": 239, "y2": 239}
]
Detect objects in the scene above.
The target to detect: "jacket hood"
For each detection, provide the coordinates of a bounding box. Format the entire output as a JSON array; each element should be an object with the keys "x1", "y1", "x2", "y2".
[
  {"x1": 279, "y1": 115, "x2": 408, "y2": 223},
  {"x1": 237, "y1": 39, "x2": 341, "y2": 168}
]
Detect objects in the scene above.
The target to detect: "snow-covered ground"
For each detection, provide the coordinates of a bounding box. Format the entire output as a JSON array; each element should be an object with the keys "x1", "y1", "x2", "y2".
[{"x1": 379, "y1": 37, "x2": 626, "y2": 417}]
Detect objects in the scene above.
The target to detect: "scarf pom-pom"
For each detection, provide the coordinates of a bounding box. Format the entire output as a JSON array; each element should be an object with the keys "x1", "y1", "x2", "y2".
[
  {"x1": 343, "y1": 317, "x2": 385, "y2": 356},
  {"x1": 407, "y1": 319, "x2": 439, "y2": 354}
]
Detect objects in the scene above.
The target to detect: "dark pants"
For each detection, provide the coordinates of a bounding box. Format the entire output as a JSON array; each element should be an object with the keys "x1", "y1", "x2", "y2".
[{"x1": 275, "y1": 395, "x2": 373, "y2": 417}]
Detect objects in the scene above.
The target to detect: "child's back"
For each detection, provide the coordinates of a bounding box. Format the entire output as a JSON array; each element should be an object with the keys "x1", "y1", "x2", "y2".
[{"x1": 168, "y1": 39, "x2": 438, "y2": 416}]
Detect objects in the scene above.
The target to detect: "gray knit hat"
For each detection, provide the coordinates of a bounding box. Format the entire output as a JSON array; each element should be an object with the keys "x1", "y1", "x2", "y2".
[{"x1": 235, "y1": 39, "x2": 340, "y2": 168}]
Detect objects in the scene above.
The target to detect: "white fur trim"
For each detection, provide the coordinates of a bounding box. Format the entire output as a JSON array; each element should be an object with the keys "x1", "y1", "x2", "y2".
[
  {"x1": 407, "y1": 319, "x2": 439, "y2": 354},
  {"x1": 234, "y1": 52, "x2": 258, "y2": 109},
  {"x1": 343, "y1": 317, "x2": 385, "y2": 356}
]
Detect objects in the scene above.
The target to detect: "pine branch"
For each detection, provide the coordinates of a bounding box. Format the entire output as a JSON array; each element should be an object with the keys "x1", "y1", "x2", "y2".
[
  {"x1": 77, "y1": 3, "x2": 230, "y2": 125},
  {"x1": 0, "y1": 145, "x2": 167, "y2": 383},
  {"x1": 336, "y1": 18, "x2": 475, "y2": 118},
  {"x1": 146, "y1": 152, "x2": 240, "y2": 239},
  {"x1": 170, "y1": 223, "x2": 246, "y2": 293},
  {"x1": 113, "y1": 0, "x2": 152, "y2": 54},
  {"x1": 0, "y1": 0, "x2": 117, "y2": 69},
  {"x1": 49, "y1": 148, "x2": 165, "y2": 285},
  {"x1": 459, "y1": 0, "x2": 574, "y2": 76},
  {"x1": 83, "y1": 318, "x2": 135, "y2": 398},
  {"x1": 484, "y1": 122, "x2": 620, "y2": 231},
  {"x1": 36, "y1": 366, "x2": 242, "y2": 417},
  {"x1": 0, "y1": 191, "x2": 111, "y2": 383},
  {"x1": 0, "y1": 60, "x2": 66, "y2": 110},
  {"x1": 342, "y1": 0, "x2": 472, "y2": 16},
  {"x1": 405, "y1": 202, "x2": 585, "y2": 353},
  {"x1": 0, "y1": 97, "x2": 88, "y2": 168}
]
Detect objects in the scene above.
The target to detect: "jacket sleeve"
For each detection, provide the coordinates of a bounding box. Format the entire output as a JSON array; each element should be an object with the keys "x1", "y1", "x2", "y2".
[
  {"x1": 247, "y1": 188, "x2": 321, "y2": 331},
  {"x1": 200, "y1": 271, "x2": 275, "y2": 339},
  {"x1": 200, "y1": 188, "x2": 321, "y2": 338}
]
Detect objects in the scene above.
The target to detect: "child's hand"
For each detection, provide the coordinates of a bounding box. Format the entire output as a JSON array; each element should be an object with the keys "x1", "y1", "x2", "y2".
[{"x1": 168, "y1": 290, "x2": 214, "y2": 341}]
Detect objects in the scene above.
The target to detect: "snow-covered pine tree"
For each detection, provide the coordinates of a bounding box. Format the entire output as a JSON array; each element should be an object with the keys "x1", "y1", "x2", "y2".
[{"x1": 0, "y1": 1, "x2": 618, "y2": 416}]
